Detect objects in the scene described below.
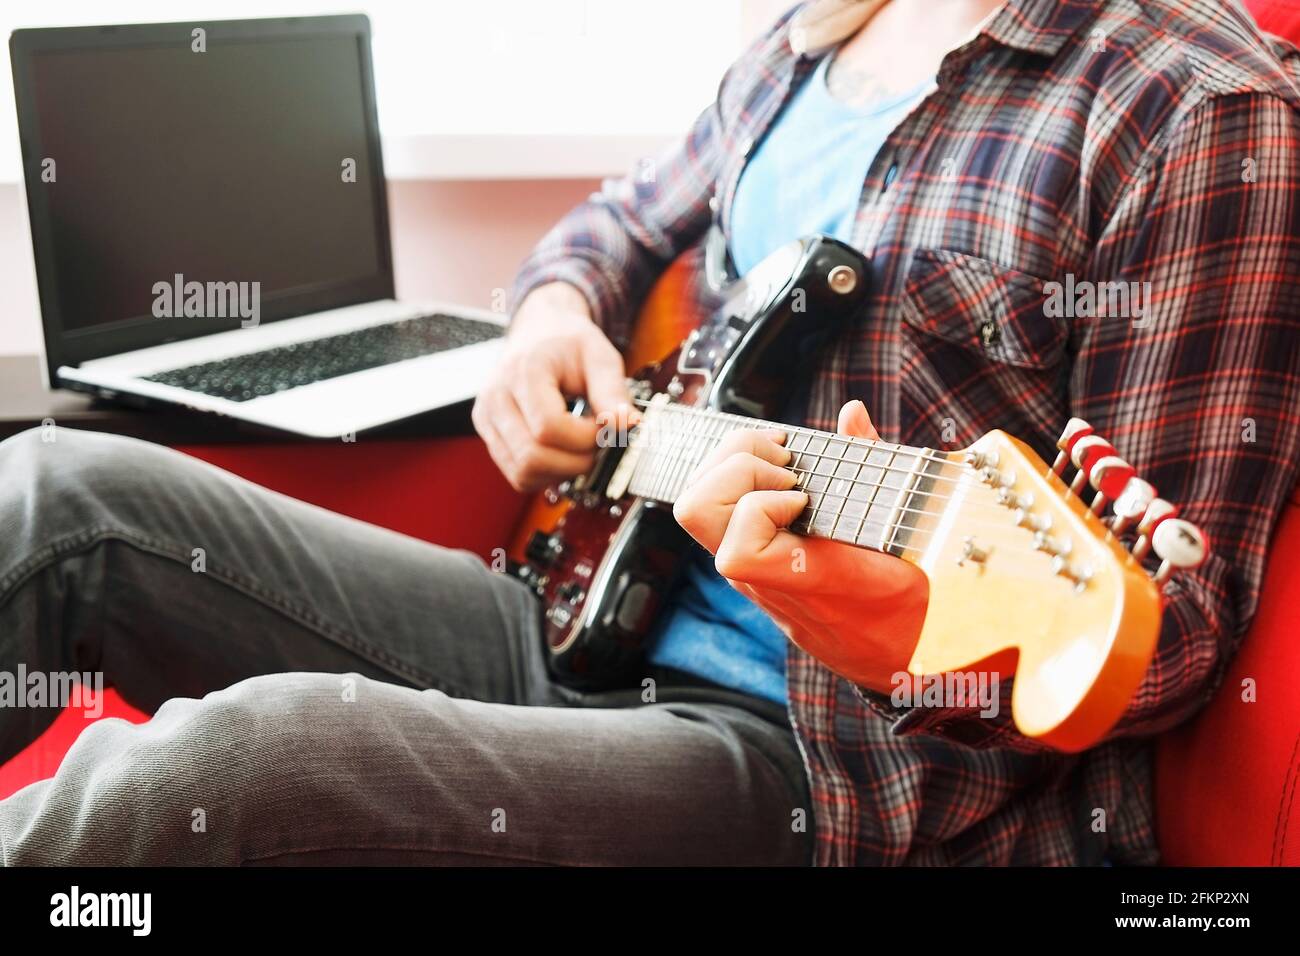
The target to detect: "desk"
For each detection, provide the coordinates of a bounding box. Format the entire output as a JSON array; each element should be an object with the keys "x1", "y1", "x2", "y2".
[{"x1": 0, "y1": 354, "x2": 477, "y2": 444}]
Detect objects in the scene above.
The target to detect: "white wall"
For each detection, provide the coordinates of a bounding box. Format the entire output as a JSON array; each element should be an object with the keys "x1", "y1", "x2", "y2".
[
  {"x1": 0, "y1": 178, "x2": 603, "y2": 357},
  {"x1": 0, "y1": 0, "x2": 795, "y2": 358}
]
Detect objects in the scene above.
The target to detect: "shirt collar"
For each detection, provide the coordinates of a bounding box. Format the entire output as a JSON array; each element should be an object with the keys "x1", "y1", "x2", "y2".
[
  {"x1": 982, "y1": 0, "x2": 1105, "y2": 56},
  {"x1": 789, "y1": 0, "x2": 1103, "y2": 59}
]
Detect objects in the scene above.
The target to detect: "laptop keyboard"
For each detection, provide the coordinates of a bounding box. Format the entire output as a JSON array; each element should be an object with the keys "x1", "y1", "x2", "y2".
[{"x1": 142, "y1": 312, "x2": 504, "y2": 403}]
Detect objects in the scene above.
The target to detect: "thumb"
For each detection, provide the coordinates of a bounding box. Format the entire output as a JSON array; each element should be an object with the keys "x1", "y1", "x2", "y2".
[
  {"x1": 836, "y1": 400, "x2": 880, "y2": 440},
  {"x1": 580, "y1": 334, "x2": 631, "y2": 420}
]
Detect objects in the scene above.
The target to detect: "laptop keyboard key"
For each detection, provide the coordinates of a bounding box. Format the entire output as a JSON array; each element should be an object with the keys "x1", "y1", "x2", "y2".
[{"x1": 143, "y1": 312, "x2": 503, "y2": 403}]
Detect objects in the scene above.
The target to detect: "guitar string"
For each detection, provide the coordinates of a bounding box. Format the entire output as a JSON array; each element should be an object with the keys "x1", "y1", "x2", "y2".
[
  {"x1": 630, "y1": 451, "x2": 1066, "y2": 550},
  {"x1": 630, "y1": 406, "x2": 1067, "y2": 525},
  {"x1": 584, "y1": 400, "x2": 1115, "y2": 563},
  {"x1": 631, "y1": 435, "x2": 1023, "y2": 516},
  {"x1": 633, "y1": 399, "x2": 985, "y2": 488},
  {"x1": 623, "y1": 415, "x2": 1106, "y2": 553},
  {"x1": 628, "y1": 426, "x2": 1051, "y2": 525},
  {"x1": 624, "y1": 433, "x2": 1087, "y2": 559},
  {"x1": 629, "y1": 481, "x2": 1053, "y2": 562},
  {"x1": 627, "y1": 400, "x2": 1086, "y2": 520}
]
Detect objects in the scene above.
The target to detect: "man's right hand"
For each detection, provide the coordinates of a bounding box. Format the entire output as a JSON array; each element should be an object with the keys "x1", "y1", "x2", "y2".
[{"x1": 473, "y1": 282, "x2": 633, "y2": 492}]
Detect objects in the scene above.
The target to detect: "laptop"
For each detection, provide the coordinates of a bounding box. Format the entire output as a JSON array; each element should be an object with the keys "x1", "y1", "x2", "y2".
[{"x1": 9, "y1": 15, "x2": 506, "y2": 438}]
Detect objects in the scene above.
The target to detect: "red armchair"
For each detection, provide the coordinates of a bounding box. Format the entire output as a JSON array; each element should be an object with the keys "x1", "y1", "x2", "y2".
[
  {"x1": 5, "y1": 0, "x2": 1299, "y2": 861},
  {"x1": 1147, "y1": 0, "x2": 1300, "y2": 870}
]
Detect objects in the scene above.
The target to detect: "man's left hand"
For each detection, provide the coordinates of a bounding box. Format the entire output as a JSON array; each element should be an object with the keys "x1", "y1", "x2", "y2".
[{"x1": 672, "y1": 400, "x2": 930, "y2": 694}]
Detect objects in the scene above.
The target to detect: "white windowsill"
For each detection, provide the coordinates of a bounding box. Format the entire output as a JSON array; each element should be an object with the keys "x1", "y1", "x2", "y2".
[
  {"x1": 380, "y1": 132, "x2": 674, "y2": 181},
  {"x1": 0, "y1": 132, "x2": 678, "y2": 185}
]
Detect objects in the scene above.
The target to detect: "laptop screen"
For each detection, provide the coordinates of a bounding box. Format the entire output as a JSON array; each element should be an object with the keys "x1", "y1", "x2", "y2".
[{"x1": 11, "y1": 16, "x2": 393, "y2": 376}]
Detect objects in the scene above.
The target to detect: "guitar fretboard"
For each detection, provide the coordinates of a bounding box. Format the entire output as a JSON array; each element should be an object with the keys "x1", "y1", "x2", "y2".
[{"x1": 621, "y1": 401, "x2": 951, "y2": 556}]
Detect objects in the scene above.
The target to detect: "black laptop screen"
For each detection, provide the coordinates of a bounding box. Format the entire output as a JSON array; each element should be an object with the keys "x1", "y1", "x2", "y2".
[{"x1": 23, "y1": 27, "x2": 386, "y2": 336}]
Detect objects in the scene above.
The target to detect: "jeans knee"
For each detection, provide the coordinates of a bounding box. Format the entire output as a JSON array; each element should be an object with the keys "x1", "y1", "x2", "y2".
[{"x1": 1, "y1": 427, "x2": 139, "y2": 517}]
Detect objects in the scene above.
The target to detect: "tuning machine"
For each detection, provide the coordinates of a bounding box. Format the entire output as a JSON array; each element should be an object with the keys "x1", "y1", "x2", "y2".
[
  {"x1": 1052, "y1": 418, "x2": 1093, "y2": 475},
  {"x1": 1086, "y1": 456, "x2": 1136, "y2": 516},
  {"x1": 1110, "y1": 477, "x2": 1156, "y2": 535},
  {"x1": 1151, "y1": 518, "x2": 1209, "y2": 584},
  {"x1": 1048, "y1": 419, "x2": 1209, "y2": 586},
  {"x1": 1067, "y1": 435, "x2": 1118, "y2": 496}
]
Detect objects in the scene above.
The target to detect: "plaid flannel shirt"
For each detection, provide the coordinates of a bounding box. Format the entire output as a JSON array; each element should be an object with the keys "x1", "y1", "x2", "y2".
[{"x1": 512, "y1": 0, "x2": 1300, "y2": 865}]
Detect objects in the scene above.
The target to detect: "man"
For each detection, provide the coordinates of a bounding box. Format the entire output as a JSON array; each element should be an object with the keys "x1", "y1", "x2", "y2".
[{"x1": 1, "y1": 0, "x2": 1298, "y2": 865}]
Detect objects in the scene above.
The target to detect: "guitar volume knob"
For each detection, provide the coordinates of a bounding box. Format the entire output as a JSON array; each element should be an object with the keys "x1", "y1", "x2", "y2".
[
  {"x1": 525, "y1": 530, "x2": 564, "y2": 568},
  {"x1": 827, "y1": 264, "x2": 859, "y2": 295}
]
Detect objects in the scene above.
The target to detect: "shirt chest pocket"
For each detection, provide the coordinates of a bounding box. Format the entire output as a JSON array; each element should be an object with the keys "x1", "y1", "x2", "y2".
[{"x1": 898, "y1": 248, "x2": 1070, "y2": 450}]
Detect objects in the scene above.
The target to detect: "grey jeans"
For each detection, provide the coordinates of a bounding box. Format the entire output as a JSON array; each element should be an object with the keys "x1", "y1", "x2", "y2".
[{"x1": 0, "y1": 427, "x2": 811, "y2": 866}]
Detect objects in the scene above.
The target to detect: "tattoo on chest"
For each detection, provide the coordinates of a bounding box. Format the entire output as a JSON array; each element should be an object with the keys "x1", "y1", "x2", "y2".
[{"x1": 826, "y1": 56, "x2": 907, "y2": 108}]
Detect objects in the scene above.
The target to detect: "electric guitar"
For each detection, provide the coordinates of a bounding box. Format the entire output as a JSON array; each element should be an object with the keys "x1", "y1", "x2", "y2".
[{"x1": 510, "y1": 236, "x2": 1207, "y2": 752}]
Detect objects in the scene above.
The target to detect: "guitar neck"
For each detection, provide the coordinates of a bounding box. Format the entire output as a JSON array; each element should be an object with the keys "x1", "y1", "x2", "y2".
[{"x1": 621, "y1": 400, "x2": 954, "y2": 556}]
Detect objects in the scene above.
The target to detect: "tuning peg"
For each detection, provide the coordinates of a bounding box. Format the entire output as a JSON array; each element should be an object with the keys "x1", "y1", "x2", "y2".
[
  {"x1": 1151, "y1": 518, "x2": 1208, "y2": 584},
  {"x1": 1068, "y1": 435, "x2": 1116, "y2": 495},
  {"x1": 1052, "y1": 418, "x2": 1094, "y2": 475},
  {"x1": 1132, "y1": 498, "x2": 1177, "y2": 561},
  {"x1": 1110, "y1": 477, "x2": 1156, "y2": 535},
  {"x1": 1087, "y1": 455, "x2": 1135, "y2": 515}
]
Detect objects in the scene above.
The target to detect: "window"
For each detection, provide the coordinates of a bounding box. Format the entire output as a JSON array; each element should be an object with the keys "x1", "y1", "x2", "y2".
[{"x1": 0, "y1": 0, "x2": 756, "y2": 179}]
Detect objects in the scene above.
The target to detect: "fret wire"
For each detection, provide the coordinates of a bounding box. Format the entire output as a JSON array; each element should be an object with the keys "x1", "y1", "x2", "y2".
[
  {"x1": 634, "y1": 400, "x2": 971, "y2": 486},
  {"x1": 839, "y1": 440, "x2": 872, "y2": 545},
  {"x1": 867, "y1": 446, "x2": 899, "y2": 549},
  {"x1": 665, "y1": 411, "x2": 699, "y2": 502},
  {"x1": 650, "y1": 412, "x2": 666, "y2": 502},
  {"x1": 634, "y1": 417, "x2": 930, "y2": 507},
  {"x1": 677, "y1": 411, "x2": 713, "y2": 500},
  {"x1": 626, "y1": 404, "x2": 1022, "y2": 532},
  {"x1": 634, "y1": 439, "x2": 1019, "y2": 530},
  {"x1": 822, "y1": 435, "x2": 854, "y2": 541},
  {"x1": 630, "y1": 437, "x2": 1040, "y2": 544},
  {"x1": 656, "y1": 412, "x2": 676, "y2": 502},
  {"x1": 649, "y1": 412, "x2": 664, "y2": 501},
  {"x1": 885, "y1": 463, "x2": 916, "y2": 554},
  {"x1": 660, "y1": 403, "x2": 712, "y2": 496},
  {"x1": 849, "y1": 445, "x2": 881, "y2": 546},
  {"x1": 631, "y1": 426, "x2": 1019, "y2": 518},
  {"x1": 657, "y1": 411, "x2": 679, "y2": 502},
  {"x1": 636, "y1": 417, "x2": 655, "y2": 500},
  {"x1": 886, "y1": 454, "x2": 937, "y2": 555},
  {"x1": 798, "y1": 432, "x2": 826, "y2": 534},
  {"x1": 697, "y1": 414, "x2": 728, "y2": 491},
  {"x1": 689, "y1": 412, "x2": 726, "y2": 496}
]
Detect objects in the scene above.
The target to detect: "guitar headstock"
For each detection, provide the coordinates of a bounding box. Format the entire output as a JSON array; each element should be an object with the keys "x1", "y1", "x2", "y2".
[{"x1": 904, "y1": 421, "x2": 1207, "y2": 752}]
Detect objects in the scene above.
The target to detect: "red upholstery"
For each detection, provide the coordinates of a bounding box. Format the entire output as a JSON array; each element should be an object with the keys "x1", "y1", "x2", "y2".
[
  {"x1": 1154, "y1": 487, "x2": 1300, "y2": 865},
  {"x1": 0, "y1": 435, "x2": 526, "y2": 801},
  {"x1": 1147, "y1": 0, "x2": 1300, "y2": 869},
  {"x1": 1248, "y1": 0, "x2": 1300, "y2": 39}
]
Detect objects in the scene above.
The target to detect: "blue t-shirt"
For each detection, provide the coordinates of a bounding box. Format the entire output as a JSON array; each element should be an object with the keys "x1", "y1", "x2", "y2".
[{"x1": 647, "y1": 55, "x2": 931, "y2": 707}]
